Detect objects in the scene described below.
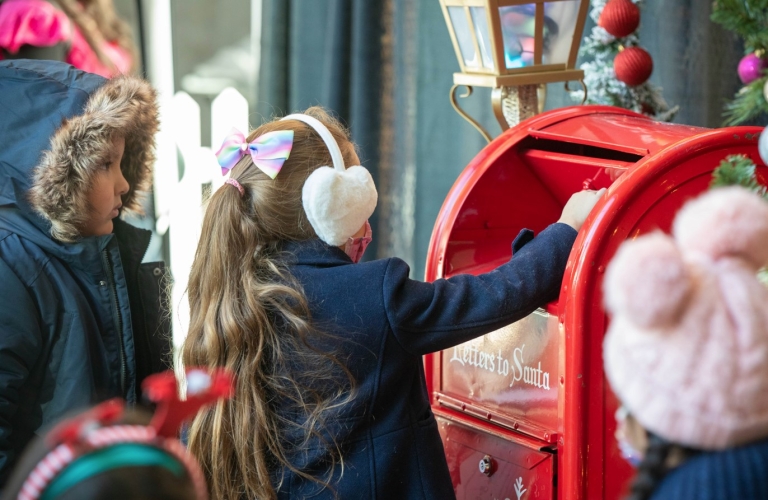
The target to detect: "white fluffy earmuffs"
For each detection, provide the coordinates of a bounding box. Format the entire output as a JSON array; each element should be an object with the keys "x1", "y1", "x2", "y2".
[{"x1": 281, "y1": 114, "x2": 378, "y2": 246}]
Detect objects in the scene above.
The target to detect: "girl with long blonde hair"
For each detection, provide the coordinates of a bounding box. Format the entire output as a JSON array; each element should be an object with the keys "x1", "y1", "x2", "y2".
[{"x1": 183, "y1": 106, "x2": 603, "y2": 499}]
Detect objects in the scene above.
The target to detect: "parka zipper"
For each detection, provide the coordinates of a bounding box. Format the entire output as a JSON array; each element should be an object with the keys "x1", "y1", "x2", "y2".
[{"x1": 102, "y1": 249, "x2": 127, "y2": 396}]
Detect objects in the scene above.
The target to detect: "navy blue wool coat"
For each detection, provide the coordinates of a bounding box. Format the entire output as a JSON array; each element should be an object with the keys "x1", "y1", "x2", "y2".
[
  {"x1": 274, "y1": 222, "x2": 576, "y2": 499},
  {"x1": 0, "y1": 60, "x2": 170, "y2": 484}
]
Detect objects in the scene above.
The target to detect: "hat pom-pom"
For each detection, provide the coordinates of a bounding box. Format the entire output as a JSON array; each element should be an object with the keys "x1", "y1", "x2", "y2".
[
  {"x1": 674, "y1": 187, "x2": 768, "y2": 270},
  {"x1": 604, "y1": 232, "x2": 693, "y2": 329}
]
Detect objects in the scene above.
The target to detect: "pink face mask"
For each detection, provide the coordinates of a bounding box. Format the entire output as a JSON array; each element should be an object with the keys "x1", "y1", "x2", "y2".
[{"x1": 344, "y1": 220, "x2": 372, "y2": 263}]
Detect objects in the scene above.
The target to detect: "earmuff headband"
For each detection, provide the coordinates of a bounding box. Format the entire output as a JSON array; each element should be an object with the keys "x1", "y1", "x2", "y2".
[
  {"x1": 281, "y1": 114, "x2": 347, "y2": 172},
  {"x1": 280, "y1": 112, "x2": 378, "y2": 247}
]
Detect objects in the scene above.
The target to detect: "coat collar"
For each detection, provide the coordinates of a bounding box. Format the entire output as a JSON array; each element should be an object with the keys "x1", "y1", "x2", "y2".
[
  {"x1": 0, "y1": 207, "x2": 151, "y2": 274},
  {"x1": 280, "y1": 239, "x2": 353, "y2": 268}
]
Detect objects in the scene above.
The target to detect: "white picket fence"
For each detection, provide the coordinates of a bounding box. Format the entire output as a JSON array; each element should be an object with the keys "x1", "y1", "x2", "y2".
[{"x1": 153, "y1": 87, "x2": 250, "y2": 348}]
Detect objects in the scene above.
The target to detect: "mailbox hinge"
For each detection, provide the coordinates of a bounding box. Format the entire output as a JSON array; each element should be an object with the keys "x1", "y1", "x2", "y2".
[{"x1": 435, "y1": 392, "x2": 558, "y2": 444}]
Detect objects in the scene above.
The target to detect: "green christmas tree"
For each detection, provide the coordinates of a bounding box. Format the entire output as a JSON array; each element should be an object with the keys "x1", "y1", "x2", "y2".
[
  {"x1": 711, "y1": 0, "x2": 768, "y2": 125},
  {"x1": 570, "y1": 0, "x2": 677, "y2": 121}
]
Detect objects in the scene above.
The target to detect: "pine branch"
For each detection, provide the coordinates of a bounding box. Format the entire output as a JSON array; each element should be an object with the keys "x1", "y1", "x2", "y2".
[
  {"x1": 710, "y1": 152, "x2": 768, "y2": 287},
  {"x1": 711, "y1": 0, "x2": 768, "y2": 52},
  {"x1": 723, "y1": 75, "x2": 768, "y2": 125},
  {"x1": 710, "y1": 154, "x2": 768, "y2": 199}
]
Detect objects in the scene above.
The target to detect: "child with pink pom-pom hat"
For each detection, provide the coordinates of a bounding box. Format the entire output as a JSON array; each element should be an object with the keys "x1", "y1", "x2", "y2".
[{"x1": 602, "y1": 186, "x2": 768, "y2": 500}]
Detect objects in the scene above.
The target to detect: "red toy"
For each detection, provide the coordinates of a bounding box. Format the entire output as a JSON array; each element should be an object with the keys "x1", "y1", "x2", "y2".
[
  {"x1": 425, "y1": 105, "x2": 768, "y2": 500},
  {"x1": 144, "y1": 367, "x2": 235, "y2": 438}
]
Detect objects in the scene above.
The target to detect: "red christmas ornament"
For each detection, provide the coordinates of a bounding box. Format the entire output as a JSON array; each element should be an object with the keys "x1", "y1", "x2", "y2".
[
  {"x1": 614, "y1": 46, "x2": 653, "y2": 86},
  {"x1": 598, "y1": 0, "x2": 641, "y2": 38}
]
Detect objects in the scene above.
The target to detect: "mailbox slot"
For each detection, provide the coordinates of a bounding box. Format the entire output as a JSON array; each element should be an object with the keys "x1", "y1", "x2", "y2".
[{"x1": 443, "y1": 131, "x2": 641, "y2": 278}]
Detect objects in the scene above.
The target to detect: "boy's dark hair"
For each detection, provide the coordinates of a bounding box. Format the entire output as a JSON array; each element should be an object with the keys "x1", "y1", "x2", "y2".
[{"x1": 625, "y1": 433, "x2": 673, "y2": 500}]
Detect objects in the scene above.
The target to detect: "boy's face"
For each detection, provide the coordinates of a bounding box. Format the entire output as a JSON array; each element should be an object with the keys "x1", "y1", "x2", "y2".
[{"x1": 82, "y1": 135, "x2": 129, "y2": 237}]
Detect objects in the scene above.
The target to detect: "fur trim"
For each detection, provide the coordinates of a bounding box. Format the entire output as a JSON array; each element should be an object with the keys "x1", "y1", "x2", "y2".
[{"x1": 29, "y1": 74, "x2": 159, "y2": 242}]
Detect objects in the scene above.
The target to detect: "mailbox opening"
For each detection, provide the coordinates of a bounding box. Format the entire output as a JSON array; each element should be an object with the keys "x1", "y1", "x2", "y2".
[{"x1": 443, "y1": 133, "x2": 641, "y2": 278}]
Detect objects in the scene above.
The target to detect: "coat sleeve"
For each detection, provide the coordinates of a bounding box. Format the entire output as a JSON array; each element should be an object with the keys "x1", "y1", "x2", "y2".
[
  {"x1": 383, "y1": 222, "x2": 577, "y2": 355},
  {"x1": 0, "y1": 258, "x2": 43, "y2": 483}
]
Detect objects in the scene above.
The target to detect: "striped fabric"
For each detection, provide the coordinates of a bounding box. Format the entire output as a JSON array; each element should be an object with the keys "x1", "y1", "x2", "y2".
[{"x1": 17, "y1": 425, "x2": 207, "y2": 500}]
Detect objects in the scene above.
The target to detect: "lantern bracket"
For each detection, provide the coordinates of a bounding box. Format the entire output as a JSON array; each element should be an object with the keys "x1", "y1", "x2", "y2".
[
  {"x1": 565, "y1": 79, "x2": 589, "y2": 105},
  {"x1": 450, "y1": 84, "x2": 493, "y2": 144}
]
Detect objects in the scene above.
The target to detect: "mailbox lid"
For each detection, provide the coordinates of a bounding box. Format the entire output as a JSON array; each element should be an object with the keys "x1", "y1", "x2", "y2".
[
  {"x1": 438, "y1": 412, "x2": 555, "y2": 500},
  {"x1": 529, "y1": 112, "x2": 707, "y2": 157}
]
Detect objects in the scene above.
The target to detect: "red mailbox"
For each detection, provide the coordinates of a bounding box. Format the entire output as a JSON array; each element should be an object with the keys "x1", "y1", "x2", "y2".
[{"x1": 425, "y1": 105, "x2": 767, "y2": 500}]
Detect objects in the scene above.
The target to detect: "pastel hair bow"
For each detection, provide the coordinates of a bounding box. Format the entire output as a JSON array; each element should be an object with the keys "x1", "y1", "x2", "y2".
[{"x1": 215, "y1": 128, "x2": 294, "y2": 178}]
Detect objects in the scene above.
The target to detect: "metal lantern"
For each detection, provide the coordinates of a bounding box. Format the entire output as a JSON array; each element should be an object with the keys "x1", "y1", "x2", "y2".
[{"x1": 439, "y1": 0, "x2": 590, "y2": 140}]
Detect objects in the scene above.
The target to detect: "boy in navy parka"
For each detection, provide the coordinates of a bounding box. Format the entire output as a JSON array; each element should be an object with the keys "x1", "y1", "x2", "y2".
[{"x1": 0, "y1": 60, "x2": 171, "y2": 484}]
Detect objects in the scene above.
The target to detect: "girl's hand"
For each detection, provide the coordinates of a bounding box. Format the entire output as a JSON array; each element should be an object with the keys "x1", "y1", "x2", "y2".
[{"x1": 557, "y1": 188, "x2": 606, "y2": 232}]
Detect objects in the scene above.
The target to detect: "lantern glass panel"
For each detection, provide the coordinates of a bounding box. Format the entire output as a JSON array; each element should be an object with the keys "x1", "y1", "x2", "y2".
[
  {"x1": 542, "y1": 0, "x2": 580, "y2": 65},
  {"x1": 498, "y1": 4, "x2": 536, "y2": 68},
  {"x1": 470, "y1": 7, "x2": 494, "y2": 70},
  {"x1": 498, "y1": 1, "x2": 580, "y2": 69},
  {"x1": 448, "y1": 6, "x2": 479, "y2": 69}
]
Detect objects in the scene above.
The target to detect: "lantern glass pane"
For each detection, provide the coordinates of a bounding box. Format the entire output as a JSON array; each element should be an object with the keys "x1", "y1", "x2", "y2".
[
  {"x1": 498, "y1": 4, "x2": 536, "y2": 68},
  {"x1": 542, "y1": 0, "x2": 580, "y2": 65},
  {"x1": 448, "y1": 7, "x2": 479, "y2": 68},
  {"x1": 470, "y1": 7, "x2": 494, "y2": 70}
]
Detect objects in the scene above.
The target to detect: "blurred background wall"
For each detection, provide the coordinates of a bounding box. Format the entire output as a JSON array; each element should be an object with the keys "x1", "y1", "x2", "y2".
[{"x1": 120, "y1": 0, "x2": 745, "y2": 279}]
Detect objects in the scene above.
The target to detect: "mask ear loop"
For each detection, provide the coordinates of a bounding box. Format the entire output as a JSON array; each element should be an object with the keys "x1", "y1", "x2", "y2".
[{"x1": 281, "y1": 114, "x2": 347, "y2": 171}]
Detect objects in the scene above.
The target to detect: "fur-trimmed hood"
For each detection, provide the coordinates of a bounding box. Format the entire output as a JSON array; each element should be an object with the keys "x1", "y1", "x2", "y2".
[{"x1": 0, "y1": 59, "x2": 158, "y2": 243}]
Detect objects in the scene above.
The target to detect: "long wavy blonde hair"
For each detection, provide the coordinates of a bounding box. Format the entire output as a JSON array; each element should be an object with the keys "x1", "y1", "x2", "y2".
[{"x1": 182, "y1": 108, "x2": 357, "y2": 499}]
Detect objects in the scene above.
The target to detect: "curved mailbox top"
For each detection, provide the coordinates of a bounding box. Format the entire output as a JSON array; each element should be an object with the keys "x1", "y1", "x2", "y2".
[
  {"x1": 425, "y1": 104, "x2": 766, "y2": 499},
  {"x1": 425, "y1": 105, "x2": 761, "y2": 282}
]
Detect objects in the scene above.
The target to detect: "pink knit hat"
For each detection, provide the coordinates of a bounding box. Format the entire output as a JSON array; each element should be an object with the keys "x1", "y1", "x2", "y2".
[{"x1": 603, "y1": 186, "x2": 768, "y2": 450}]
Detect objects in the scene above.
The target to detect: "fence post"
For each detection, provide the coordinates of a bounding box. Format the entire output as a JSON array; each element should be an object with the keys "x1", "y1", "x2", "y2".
[
  {"x1": 168, "y1": 91, "x2": 202, "y2": 349},
  {"x1": 210, "y1": 87, "x2": 249, "y2": 191},
  {"x1": 164, "y1": 88, "x2": 251, "y2": 350}
]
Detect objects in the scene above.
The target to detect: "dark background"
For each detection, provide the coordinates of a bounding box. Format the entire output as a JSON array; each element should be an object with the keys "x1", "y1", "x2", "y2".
[{"x1": 119, "y1": 0, "x2": 745, "y2": 279}]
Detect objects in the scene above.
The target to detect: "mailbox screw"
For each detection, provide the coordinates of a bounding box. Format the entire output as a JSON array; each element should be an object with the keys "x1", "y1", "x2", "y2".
[
  {"x1": 598, "y1": 265, "x2": 605, "y2": 273},
  {"x1": 479, "y1": 455, "x2": 493, "y2": 477},
  {"x1": 544, "y1": 433, "x2": 550, "y2": 441},
  {"x1": 513, "y1": 422, "x2": 519, "y2": 430},
  {"x1": 559, "y1": 376, "x2": 565, "y2": 385}
]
